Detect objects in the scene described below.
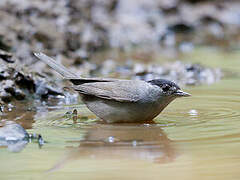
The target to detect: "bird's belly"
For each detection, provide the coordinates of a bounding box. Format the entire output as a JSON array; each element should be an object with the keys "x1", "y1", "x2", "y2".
[{"x1": 82, "y1": 96, "x2": 162, "y2": 123}]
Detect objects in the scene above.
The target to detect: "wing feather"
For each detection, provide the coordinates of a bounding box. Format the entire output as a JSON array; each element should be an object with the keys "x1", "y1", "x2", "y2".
[{"x1": 73, "y1": 80, "x2": 145, "y2": 102}]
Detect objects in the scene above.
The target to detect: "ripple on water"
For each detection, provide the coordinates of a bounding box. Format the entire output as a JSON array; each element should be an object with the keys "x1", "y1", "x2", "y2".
[{"x1": 158, "y1": 85, "x2": 240, "y2": 144}]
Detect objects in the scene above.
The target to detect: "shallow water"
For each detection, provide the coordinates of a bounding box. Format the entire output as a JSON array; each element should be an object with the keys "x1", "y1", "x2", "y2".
[{"x1": 1, "y1": 49, "x2": 240, "y2": 180}]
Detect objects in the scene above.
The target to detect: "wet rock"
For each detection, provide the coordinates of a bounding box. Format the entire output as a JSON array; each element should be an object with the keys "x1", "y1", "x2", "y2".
[
  {"x1": 14, "y1": 89, "x2": 26, "y2": 100},
  {"x1": 0, "y1": 64, "x2": 12, "y2": 80},
  {"x1": 0, "y1": 120, "x2": 45, "y2": 152},
  {"x1": 0, "y1": 121, "x2": 28, "y2": 141},
  {"x1": 168, "y1": 23, "x2": 194, "y2": 34},
  {"x1": 2, "y1": 80, "x2": 26, "y2": 100},
  {"x1": 0, "y1": 35, "x2": 11, "y2": 51},
  {"x1": 0, "y1": 91, "x2": 12, "y2": 103},
  {"x1": 3, "y1": 80, "x2": 15, "y2": 94},
  {"x1": 65, "y1": 31, "x2": 81, "y2": 52},
  {"x1": 0, "y1": 121, "x2": 29, "y2": 152},
  {"x1": 0, "y1": 55, "x2": 76, "y2": 105},
  {"x1": 0, "y1": 50, "x2": 15, "y2": 63},
  {"x1": 0, "y1": 70, "x2": 10, "y2": 80},
  {"x1": 35, "y1": 79, "x2": 63, "y2": 99},
  {"x1": 14, "y1": 72, "x2": 35, "y2": 93}
]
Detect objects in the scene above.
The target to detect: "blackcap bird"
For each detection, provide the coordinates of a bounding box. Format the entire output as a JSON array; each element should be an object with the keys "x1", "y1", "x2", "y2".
[{"x1": 34, "y1": 53, "x2": 190, "y2": 123}]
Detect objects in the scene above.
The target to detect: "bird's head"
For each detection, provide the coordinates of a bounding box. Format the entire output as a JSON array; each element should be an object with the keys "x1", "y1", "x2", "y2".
[{"x1": 148, "y1": 79, "x2": 191, "y2": 98}]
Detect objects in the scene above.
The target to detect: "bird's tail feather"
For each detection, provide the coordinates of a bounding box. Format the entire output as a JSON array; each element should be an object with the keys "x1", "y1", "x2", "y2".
[{"x1": 34, "y1": 52, "x2": 78, "y2": 78}]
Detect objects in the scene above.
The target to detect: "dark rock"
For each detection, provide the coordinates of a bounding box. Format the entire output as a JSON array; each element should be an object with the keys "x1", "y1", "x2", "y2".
[
  {"x1": 0, "y1": 64, "x2": 12, "y2": 80},
  {"x1": 46, "y1": 85, "x2": 64, "y2": 96},
  {"x1": 0, "y1": 50, "x2": 15, "y2": 63},
  {"x1": 0, "y1": 35, "x2": 11, "y2": 51},
  {"x1": 65, "y1": 31, "x2": 81, "y2": 51},
  {"x1": 0, "y1": 70, "x2": 10, "y2": 80},
  {"x1": 168, "y1": 23, "x2": 194, "y2": 34},
  {"x1": 0, "y1": 57, "x2": 74, "y2": 104},
  {"x1": 14, "y1": 89, "x2": 26, "y2": 100},
  {"x1": 14, "y1": 72, "x2": 35, "y2": 93},
  {"x1": 3, "y1": 80, "x2": 15, "y2": 94},
  {"x1": 0, "y1": 91, "x2": 12, "y2": 103}
]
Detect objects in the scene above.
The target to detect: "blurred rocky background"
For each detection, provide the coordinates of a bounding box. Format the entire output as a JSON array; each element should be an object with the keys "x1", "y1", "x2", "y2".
[
  {"x1": 1, "y1": 0, "x2": 238, "y2": 104},
  {"x1": 1, "y1": 0, "x2": 240, "y2": 59}
]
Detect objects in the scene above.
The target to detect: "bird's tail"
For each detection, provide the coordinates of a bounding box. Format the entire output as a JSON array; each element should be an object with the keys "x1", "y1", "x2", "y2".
[{"x1": 34, "y1": 52, "x2": 78, "y2": 79}]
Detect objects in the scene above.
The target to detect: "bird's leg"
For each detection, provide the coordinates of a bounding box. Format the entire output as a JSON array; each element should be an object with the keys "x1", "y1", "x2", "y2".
[{"x1": 72, "y1": 109, "x2": 78, "y2": 124}]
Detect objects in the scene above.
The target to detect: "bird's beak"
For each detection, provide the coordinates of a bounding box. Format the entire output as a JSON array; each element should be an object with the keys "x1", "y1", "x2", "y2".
[{"x1": 174, "y1": 90, "x2": 191, "y2": 97}]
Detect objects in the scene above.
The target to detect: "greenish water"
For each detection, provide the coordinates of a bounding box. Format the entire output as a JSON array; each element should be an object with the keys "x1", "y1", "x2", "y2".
[{"x1": 1, "y1": 49, "x2": 240, "y2": 180}]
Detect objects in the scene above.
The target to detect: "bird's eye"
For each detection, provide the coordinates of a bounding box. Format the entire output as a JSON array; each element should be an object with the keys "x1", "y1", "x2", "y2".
[{"x1": 162, "y1": 85, "x2": 170, "y2": 92}]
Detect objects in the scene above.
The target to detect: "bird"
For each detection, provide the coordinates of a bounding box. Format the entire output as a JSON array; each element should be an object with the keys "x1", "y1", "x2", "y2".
[{"x1": 34, "y1": 52, "x2": 191, "y2": 123}]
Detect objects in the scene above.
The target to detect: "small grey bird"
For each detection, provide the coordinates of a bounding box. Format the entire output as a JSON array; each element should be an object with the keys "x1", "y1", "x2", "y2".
[{"x1": 34, "y1": 52, "x2": 190, "y2": 123}]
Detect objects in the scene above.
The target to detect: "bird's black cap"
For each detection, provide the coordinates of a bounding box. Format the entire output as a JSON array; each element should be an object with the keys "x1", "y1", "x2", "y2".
[{"x1": 148, "y1": 79, "x2": 180, "y2": 90}]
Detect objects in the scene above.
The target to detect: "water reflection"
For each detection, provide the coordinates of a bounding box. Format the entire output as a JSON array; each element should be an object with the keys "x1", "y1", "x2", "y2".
[{"x1": 49, "y1": 124, "x2": 177, "y2": 171}]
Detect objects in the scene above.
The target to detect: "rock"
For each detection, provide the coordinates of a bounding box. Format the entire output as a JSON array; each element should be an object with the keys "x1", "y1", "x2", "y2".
[
  {"x1": 14, "y1": 72, "x2": 35, "y2": 93},
  {"x1": 35, "y1": 78, "x2": 64, "y2": 99},
  {"x1": 3, "y1": 80, "x2": 15, "y2": 94},
  {"x1": 14, "y1": 89, "x2": 26, "y2": 100},
  {"x1": 0, "y1": 121, "x2": 29, "y2": 152},
  {"x1": 0, "y1": 91, "x2": 12, "y2": 103},
  {"x1": 168, "y1": 23, "x2": 194, "y2": 34},
  {"x1": 0, "y1": 50, "x2": 15, "y2": 63},
  {"x1": 0, "y1": 57, "x2": 76, "y2": 105},
  {"x1": 0, "y1": 35, "x2": 11, "y2": 51}
]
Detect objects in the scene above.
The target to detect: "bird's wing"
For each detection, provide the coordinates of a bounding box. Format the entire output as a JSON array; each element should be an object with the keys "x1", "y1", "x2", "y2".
[
  {"x1": 73, "y1": 80, "x2": 145, "y2": 102},
  {"x1": 67, "y1": 77, "x2": 119, "y2": 85}
]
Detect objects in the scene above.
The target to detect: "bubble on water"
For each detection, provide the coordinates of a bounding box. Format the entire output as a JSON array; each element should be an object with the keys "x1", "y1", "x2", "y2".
[
  {"x1": 108, "y1": 136, "x2": 115, "y2": 143},
  {"x1": 132, "y1": 140, "x2": 137, "y2": 147},
  {"x1": 188, "y1": 109, "x2": 198, "y2": 116}
]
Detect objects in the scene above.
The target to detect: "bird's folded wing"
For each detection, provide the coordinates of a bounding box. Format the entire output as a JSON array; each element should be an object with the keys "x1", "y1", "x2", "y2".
[
  {"x1": 67, "y1": 77, "x2": 119, "y2": 85},
  {"x1": 73, "y1": 81, "x2": 142, "y2": 102}
]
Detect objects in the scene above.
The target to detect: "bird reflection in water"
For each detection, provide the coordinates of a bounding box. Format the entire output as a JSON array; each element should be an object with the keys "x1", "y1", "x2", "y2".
[{"x1": 49, "y1": 123, "x2": 177, "y2": 172}]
